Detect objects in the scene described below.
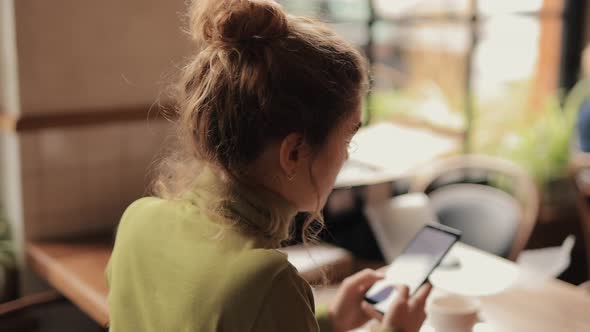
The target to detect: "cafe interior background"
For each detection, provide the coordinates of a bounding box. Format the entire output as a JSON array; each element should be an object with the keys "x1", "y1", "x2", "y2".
[{"x1": 1, "y1": 0, "x2": 590, "y2": 331}]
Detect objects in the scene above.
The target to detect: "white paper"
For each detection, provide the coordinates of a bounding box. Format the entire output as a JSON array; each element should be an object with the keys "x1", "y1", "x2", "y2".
[{"x1": 515, "y1": 235, "x2": 575, "y2": 285}]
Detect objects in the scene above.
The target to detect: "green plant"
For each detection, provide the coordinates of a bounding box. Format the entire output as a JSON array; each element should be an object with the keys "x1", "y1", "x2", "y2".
[
  {"x1": 489, "y1": 80, "x2": 590, "y2": 186},
  {"x1": 0, "y1": 209, "x2": 15, "y2": 270},
  {"x1": 365, "y1": 78, "x2": 590, "y2": 187}
]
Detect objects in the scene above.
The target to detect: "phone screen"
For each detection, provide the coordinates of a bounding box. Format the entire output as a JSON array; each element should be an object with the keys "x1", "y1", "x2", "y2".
[{"x1": 364, "y1": 224, "x2": 460, "y2": 313}]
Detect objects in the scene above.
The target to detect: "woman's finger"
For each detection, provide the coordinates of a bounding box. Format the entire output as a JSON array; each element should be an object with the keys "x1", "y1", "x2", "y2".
[
  {"x1": 357, "y1": 276, "x2": 385, "y2": 293},
  {"x1": 409, "y1": 283, "x2": 432, "y2": 310},
  {"x1": 393, "y1": 285, "x2": 410, "y2": 302},
  {"x1": 361, "y1": 301, "x2": 384, "y2": 321},
  {"x1": 383, "y1": 286, "x2": 409, "y2": 322},
  {"x1": 343, "y1": 269, "x2": 384, "y2": 291}
]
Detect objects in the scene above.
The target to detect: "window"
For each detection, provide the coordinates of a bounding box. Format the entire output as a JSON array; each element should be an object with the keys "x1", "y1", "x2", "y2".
[{"x1": 279, "y1": 0, "x2": 565, "y2": 153}]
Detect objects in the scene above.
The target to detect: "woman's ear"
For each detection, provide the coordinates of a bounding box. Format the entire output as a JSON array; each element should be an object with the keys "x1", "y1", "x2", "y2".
[{"x1": 279, "y1": 133, "x2": 305, "y2": 178}]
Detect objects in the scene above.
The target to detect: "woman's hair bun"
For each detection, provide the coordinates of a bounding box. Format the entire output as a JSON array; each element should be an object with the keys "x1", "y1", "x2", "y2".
[{"x1": 190, "y1": 0, "x2": 289, "y2": 46}]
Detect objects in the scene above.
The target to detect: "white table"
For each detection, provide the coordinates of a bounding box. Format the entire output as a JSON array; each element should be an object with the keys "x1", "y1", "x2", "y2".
[
  {"x1": 335, "y1": 122, "x2": 459, "y2": 188},
  {"x1": 314, "y1": 243, "x2": 590, "y2": 332}
]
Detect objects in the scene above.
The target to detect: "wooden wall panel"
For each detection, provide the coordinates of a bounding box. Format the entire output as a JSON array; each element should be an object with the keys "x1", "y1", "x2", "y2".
[
  {"x1": 15, "y1": 0, "x2": 193, "y2": 115},
  {"x1": 19, "y1": 119, "x2": 173, "y2": 241}
]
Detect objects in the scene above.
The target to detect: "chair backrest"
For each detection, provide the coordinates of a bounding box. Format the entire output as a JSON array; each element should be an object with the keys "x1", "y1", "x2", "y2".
[
  {"x1": 410, "y1": 154, "x2": 539, "y2": 261},
  {"x1": 569, "y1": 157, "x2": 590, "y2": 278},
  {"x1": 428, "y1": 183, "x2": 520, "y2": 258}
]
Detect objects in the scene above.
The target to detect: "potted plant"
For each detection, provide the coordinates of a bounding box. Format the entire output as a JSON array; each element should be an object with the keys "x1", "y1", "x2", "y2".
[
  {"x1": 489, "y1": 81, "x2": 590, "y2": 218},
  {"x1": 0, "y1": 208, "x2": 16, "y2": 302}
]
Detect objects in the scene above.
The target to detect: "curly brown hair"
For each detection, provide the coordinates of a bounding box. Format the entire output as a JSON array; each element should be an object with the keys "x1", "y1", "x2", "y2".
[{"x1": 153, "y1": 0, "x2": 368, "y2": 243}]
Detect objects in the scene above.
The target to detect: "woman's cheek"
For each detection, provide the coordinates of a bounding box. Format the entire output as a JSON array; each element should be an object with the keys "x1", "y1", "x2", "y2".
[{"x1": 327, "y1": 150, "x2": 347, "y2": 190}]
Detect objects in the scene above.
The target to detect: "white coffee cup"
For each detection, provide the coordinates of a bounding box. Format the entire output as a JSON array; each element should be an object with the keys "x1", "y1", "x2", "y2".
[{"x1": 427, "y1": 294, "x2": 480, "y2": 332}]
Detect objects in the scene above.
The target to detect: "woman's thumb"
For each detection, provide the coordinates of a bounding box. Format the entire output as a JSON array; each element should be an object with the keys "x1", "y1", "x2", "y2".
[{"x1": 361, "y1": 301, "x2": 384, "y2": 321}]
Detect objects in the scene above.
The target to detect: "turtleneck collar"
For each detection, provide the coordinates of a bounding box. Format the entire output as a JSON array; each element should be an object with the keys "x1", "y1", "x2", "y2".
[{"x1": 185, "y1": 166, "x2": 299, "y2": 248}]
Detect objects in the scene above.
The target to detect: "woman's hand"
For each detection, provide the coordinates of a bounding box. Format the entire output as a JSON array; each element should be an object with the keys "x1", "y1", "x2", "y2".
[
  {"x1": 361, "y1": 283, "x2": 432, "y2": 332},
  {"x1": 328, "y1": 269, "x2": 384, "y2": 332}
]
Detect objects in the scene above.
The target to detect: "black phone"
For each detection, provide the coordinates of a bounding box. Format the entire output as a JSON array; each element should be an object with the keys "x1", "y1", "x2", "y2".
[{"x1": 364, "y1": 223, "x2": 461, "y2": 313}]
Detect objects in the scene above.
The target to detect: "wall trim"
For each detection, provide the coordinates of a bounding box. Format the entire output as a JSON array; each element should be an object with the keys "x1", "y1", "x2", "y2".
[{"x1": 0, "y1": 104, "x2": 173, "y2": 132}]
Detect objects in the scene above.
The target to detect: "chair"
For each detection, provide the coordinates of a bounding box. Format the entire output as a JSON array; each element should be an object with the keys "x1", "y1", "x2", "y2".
[
  {"x1": 410, "y1": 154, "x2": 539, "y2": 261},
  {"x1": 569, "y1": 153, "x2": 590, "y2": 278}
]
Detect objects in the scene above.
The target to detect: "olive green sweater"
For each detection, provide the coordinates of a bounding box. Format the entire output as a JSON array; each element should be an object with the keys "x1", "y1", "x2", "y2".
[{"x1": 106, "y1": 169, "x2": 398, "y2": 331}]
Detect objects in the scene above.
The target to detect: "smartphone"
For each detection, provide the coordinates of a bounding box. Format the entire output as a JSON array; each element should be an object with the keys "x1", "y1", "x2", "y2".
[{"x1": 364, "y1": 223, "x2": 461, "y2": 314}]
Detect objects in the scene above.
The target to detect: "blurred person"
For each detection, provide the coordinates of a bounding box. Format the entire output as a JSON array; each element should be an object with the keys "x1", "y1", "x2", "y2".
[
  {"x1": 105, "y1": 0, "x2": 431, "y2": 331},
  {"x1": 577, "y1": 44, "x2": 590, "y2": 152}
]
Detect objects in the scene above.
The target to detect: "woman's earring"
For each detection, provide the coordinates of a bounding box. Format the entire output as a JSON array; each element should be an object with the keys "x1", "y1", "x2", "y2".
[{"x1": 287, "y1": 173, "x2": 295, "y2": 181}]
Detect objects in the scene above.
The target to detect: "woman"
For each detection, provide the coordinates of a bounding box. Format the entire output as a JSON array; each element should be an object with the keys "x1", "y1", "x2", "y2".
[
  {"x1": 577, "y1": 44, "x2": 590, "y2": 152},
  {"x1": 106, "y1": 0, "x2": 431, "y2": 331}
]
